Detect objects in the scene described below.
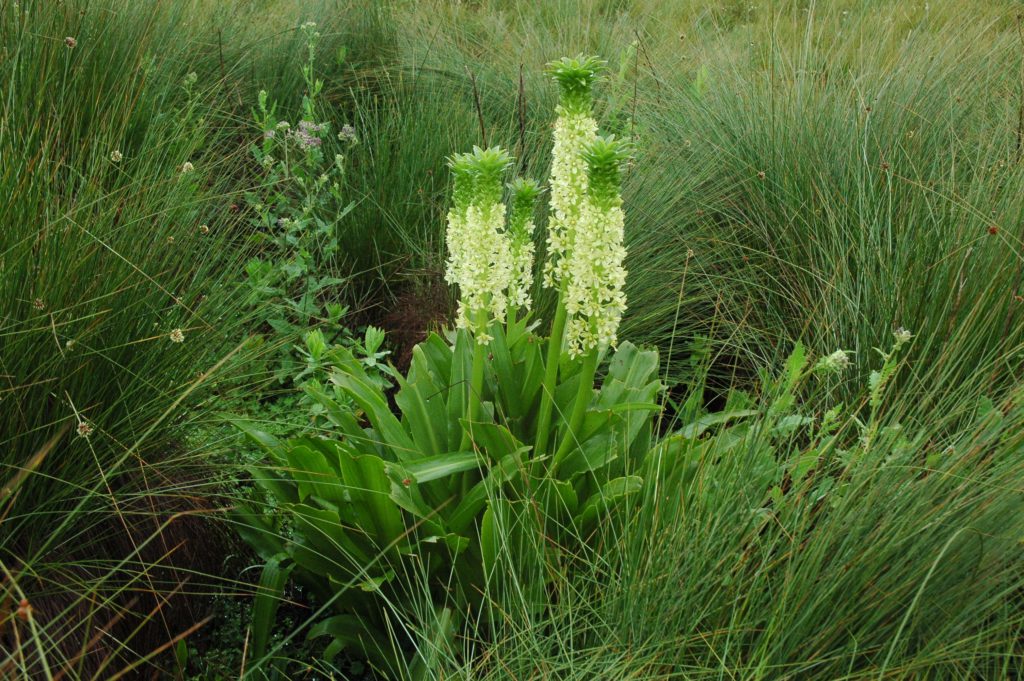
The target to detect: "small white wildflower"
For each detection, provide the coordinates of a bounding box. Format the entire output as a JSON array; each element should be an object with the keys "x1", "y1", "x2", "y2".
[
  {"x1": 32, "y1": 298, "x2": 45, "y2": 311},
  {"x1": 180, "y1": 161, "x2": 194, "y2": 174},
  {"x1": 64, "y1": 36, "x2": 77, "y2": 49},
  {"x1": 276, "y1": 120, "x2": 291, "y2": 130},
  {"x1": 199, "y1": 224, "x2": 210, "y2": 234},
  {"x1": 110, "y1": 150, "x2": 122, "y2": 163},
  {"x1": 77, "y1": 420, "x2": 93, "y2": 438},
  {"x1": 893, "y1": 327, "x2": 913, "y2": 345},
  {"x1": 815, "y1": 349, "x2": 852, "y2": 375},
  {"x1": 169, "y1": 328, "x2": 185, "y2": 343},
  {"x1": 338, "y1": 124, "x2": 358, "y2": 144},
  {"x1": 301, "y1": 20, "x2": 318, "y2": 31},
  {"x1": 65, "y1": 339, "x2": 75, "y2": 350},
  {"x1": 292, "y1": 120, "x2": 323, "y2": 148}
]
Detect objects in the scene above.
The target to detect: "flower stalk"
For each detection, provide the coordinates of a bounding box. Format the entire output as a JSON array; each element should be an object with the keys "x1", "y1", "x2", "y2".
[
  {"x1": 554, "y1": 135, "x2": 630, "y2": 466},
  {"x1": 445, "y1": 147, "x2": 517, "y2": 450},
  {"x1": 535, "y1": 56, "x2": 609, "y2": 459},
  {"x1": 443, "y1": 56, "x2": 628, "y2": 466}
]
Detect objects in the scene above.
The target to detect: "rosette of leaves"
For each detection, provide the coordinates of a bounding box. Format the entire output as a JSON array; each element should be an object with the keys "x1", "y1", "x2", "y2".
[{"x1": 230, "y1": 317, "x2": 661, "y2": 677}]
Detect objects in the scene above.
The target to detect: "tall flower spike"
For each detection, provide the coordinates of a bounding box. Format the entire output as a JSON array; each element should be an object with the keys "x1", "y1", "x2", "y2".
[
  {"x1": 444, "y1": 146, "x2": 515, "y2": 344},
  {"x1": 563, "y1": 135, "x2": 630, "y2": 358},
  {"x1": 506, "y1": 178, "x2": 541, "y2": 310},
  {"x1": 543, "y1": 55, "x2": 605, "y2": 291}
]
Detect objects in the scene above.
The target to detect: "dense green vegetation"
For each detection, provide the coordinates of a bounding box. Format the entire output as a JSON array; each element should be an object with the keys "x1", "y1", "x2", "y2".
[{"x1": 2, "y1": 0, "x2": 1022, "y2": 679}]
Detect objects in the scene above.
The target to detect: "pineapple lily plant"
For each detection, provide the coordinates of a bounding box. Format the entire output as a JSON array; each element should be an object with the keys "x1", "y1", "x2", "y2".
[{"x1": 232, "y1": 56, "x2": 663, "y2": 677}]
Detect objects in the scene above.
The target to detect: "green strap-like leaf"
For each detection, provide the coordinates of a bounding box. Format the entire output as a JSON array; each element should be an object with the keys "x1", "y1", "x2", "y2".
[
  {"x1": 395, "y1": 363, "x2": 447, "y2": 457},
  {"x1": 250, "y1": 553, "x2": 294, "y2": 661},
  {"x1": 446, "y1": 329, "x2": 473, "y2": 451},
  {"x1": 336, "y1": 453, "x2": 406, "y2": 548},
  {"x1": 576, "y1": 475, "x2": 643, "y2": 531},
  {"x1": 332, "y1": 370, "x2": 418, "y2": 461},
  {"x1": 676, "y1": 410, "x2": 758, "y2": 439},
  {"x1": 448, "y1": 448, "x2": 529, "y2": 534},
  {"x1": 307, "y1": 615, "x2": 395, "y2": 671},
  {"x1": 227, "y1": 505, "x2": 287, "y2": 562},
  {"x1": 285, "y1": 502, "x2": 374, "y2": 573},
  {"x1": 403, "y1": 451, "x2": 482, "y2": 483},
  {"x1": 229, "y1": 418, "x2": 286, "y2": 462},
  {"x1": 302, "y1": 382, "x2": 377, "y2": 453},
  {"x1": 282, "y1": 439, "x2": 346, "y2": 504}
]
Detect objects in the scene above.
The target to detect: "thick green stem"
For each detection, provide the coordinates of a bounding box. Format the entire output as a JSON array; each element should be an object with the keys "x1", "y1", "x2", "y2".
[
  {"x1": 460, "y1": 311, "x2": 488, "y2": 451},
  {"x1": 552, "y1": 349, "x2": 599, "y2": 468},
  {"x1": 534, "y1": 292, "x2": 568, "y2": 458},
  {"x1": 506, "y1": 304, "x2": 519, "y2": 338}
]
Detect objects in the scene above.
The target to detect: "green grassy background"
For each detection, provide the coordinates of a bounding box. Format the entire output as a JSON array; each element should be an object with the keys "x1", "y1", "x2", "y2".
[{"x1": 1, "y1": 0, "x2": 1022, "y2": 678}]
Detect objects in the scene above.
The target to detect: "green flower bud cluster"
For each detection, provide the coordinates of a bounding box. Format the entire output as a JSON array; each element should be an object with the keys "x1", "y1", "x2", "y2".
[{"x1": 546, "y1": 55, "x2": 607, "y2": 115}]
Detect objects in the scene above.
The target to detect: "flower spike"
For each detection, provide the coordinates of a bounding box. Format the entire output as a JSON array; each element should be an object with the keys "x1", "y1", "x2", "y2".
[
  {"x1": 506, "y1": 177, "x2": 542, "y2": 310},
  {"x1": 444, "y1": 146, "x2": 516, "y2": 344}
]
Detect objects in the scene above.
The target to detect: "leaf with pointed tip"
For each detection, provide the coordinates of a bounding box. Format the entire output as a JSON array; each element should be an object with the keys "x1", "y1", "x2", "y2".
[{"x1": 250, "y1": 554, "x2": 293, "y2": 661}]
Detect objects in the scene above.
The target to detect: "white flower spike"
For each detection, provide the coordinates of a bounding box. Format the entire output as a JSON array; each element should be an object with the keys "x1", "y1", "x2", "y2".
[
  {"x1": 444, "y1": 147, "x2": 514, "y2": 344},
  {"x1": 563, "y1": 135, "x2": 630, "y2": 357},
  {"x1": 543, "y1": 56, "x2": 605, "y2": 290}
]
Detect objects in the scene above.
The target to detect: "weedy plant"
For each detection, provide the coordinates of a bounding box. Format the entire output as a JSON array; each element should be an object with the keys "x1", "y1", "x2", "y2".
[
  {"x1": 232, "y1": 55, "x2": 665, "y2": 678},
  {"x1": 244, "y1": 21, "x2": 363, "y2": 385}
]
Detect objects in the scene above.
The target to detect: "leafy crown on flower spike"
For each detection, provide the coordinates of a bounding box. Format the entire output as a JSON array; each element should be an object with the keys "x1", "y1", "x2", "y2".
[
  {"x1": 504, "y1": 177, "x2": 541, "y2": 310},
  {"x1": 507, "y1": 177, "x2": 541, "y2": 234},
  {"x1": 466, "y1": 145, "x2": 513, "y2": 206},
  {"x1": 447, "y1": 151, "x2": 477, "y2": 213},
  {"x1": 546, "y1": 55, "x2": 607, "y2": 112},
  {"x1": 582, "y1": 135, "x2": 632, "y2": 208}
]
